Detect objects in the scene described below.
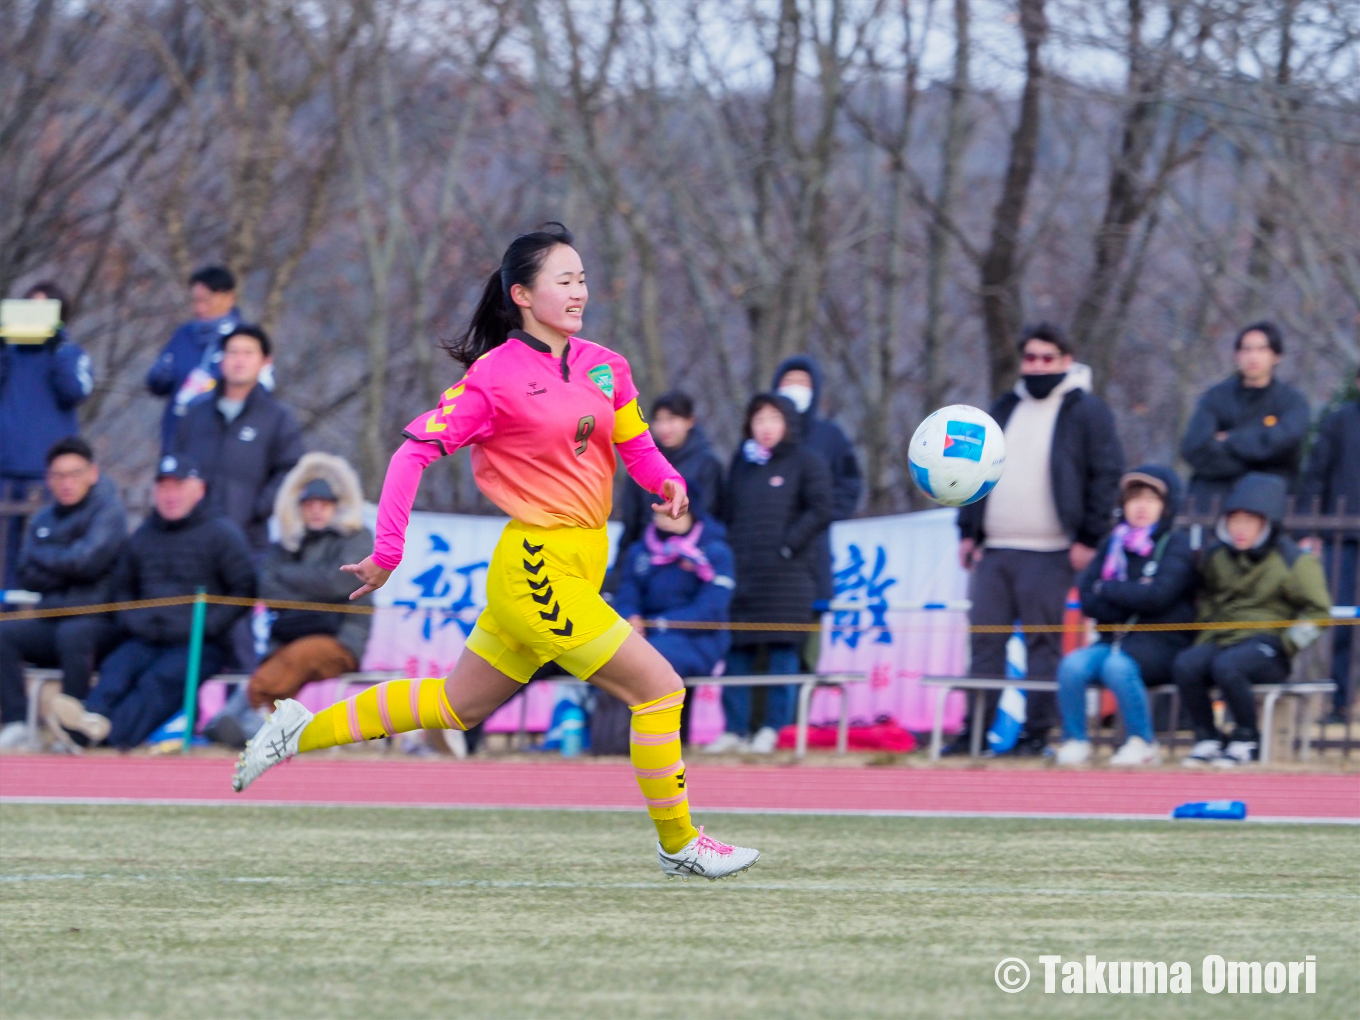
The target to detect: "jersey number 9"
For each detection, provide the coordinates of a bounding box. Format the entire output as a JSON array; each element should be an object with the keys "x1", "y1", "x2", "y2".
[{"x1": 573, "y1": 415, "x2": 595, "y2": 456}]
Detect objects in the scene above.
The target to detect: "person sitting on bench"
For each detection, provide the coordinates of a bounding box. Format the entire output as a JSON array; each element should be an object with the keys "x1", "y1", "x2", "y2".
[
  {"x1": 203, "y1": 454, "x2": 373, "y2": 748},
  {"x1": 1054, "y1": 465, "x2": 1196, "y2": 767},
  {"x1": 1173, "y1": 472, "x2": 1331, "y2": 767}
]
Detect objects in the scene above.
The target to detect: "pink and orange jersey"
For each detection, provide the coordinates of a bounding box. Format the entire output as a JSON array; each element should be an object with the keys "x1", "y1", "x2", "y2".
[{"x1": 371, "y1": 330, "x2": 681, "y2": 570}]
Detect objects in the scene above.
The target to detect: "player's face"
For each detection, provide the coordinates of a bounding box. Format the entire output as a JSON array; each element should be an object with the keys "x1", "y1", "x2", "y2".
[
  {"x1": 514, "y1": 244, "x2": 587, "y2": 338},
  {"x1": 750, "y1": 405, "x2": 787, "y2": 449}
]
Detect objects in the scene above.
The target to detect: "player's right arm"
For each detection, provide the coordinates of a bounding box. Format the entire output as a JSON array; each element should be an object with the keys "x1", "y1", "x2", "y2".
[{"x1": 344, "y1": 366, "x2": 497, "y2": 597}]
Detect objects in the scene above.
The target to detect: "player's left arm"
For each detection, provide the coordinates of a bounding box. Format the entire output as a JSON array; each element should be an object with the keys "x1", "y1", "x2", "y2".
[{"x1": 609, "y1": 356, "x2": 686, "y2": 516}]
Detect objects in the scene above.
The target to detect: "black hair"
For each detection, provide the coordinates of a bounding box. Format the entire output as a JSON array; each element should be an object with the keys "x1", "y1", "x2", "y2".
[
  {"x1": 46, "y1": 436, "x2": 93, "y2": 466},
  {"x1": 742, "y1": 393, "x2": 799, "y2": 443},
  {"x1": 25, "y1": 280, "x2": 68, "y2": 308},
  {"x1": 1017, "y1": 321, "x2": 1072, "y2": 355},
  {"x1": 223, "y1": 323, "x2": 271, "y2": 357},
  {"x1": 651, "y1": 390, "x2": 695, "y2": 419},
  {"x1": 1235, "y1": 320, "x2": 1283, "y2": 355},
  {"x1": 189, "y1": 265, "x2": 236, "y2": 293},
  {"x1": 445, "y1": 223, "x2": 575, "y2": 367}
]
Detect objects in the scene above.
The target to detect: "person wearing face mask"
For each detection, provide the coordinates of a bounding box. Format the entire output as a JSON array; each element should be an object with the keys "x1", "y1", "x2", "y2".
[
  {"x1": 712, "y1": 394, "x2": 834, "y2": 754},
  {"x1": 1179, "y1": 321, "x2": 1310, "y2": 513},
  {"x1": 951, "y1": 323, "x2": 1124, "y2": 756},
  {"x1": 769, "y1": 356, "x2": 863, "y2": 616}
]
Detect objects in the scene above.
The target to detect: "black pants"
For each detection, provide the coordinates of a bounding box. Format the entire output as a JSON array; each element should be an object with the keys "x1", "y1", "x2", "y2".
[
  {"x1": 86, "y1": 638, "x2": 227, "y2": 748},
  {"x1": 966, "y1": 548, "x2": 1073, "y2": 740},
  {"x1": 0, "y1": 615, "x2": 120, "y2": 724},
  {"x1": 1173, "y1": 638, "x2": 1290, "y2": 743}
]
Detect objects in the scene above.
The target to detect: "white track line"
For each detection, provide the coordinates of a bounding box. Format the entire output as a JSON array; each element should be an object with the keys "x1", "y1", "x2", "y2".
[{"x1": 1, "y1": 795, "x2": 1356, "y2": 824}]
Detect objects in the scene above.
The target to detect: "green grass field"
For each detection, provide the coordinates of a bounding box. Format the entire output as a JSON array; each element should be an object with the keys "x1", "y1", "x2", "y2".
[{"x1": 1, "y1": 804, "x2": 1356, "y2": 1019}]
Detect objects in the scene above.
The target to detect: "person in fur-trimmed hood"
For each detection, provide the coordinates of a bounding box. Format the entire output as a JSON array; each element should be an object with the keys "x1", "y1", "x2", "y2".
[{"x1": 203, "y1": 453, "x2": 373, "y2": 748}]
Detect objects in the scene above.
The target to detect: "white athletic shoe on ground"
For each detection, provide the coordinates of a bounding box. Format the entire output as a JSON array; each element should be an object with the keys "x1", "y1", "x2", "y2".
[
  {"x1": 1109, "y1": 736, "x2": 1162, "y2": 766},
  {"x1": 1213, "y1": 740, "x2": 1257, "y2": 767},
  {"x1": 657, "y1": 826, "x2": 760, "y2": 880},
  {"x1": 49, "y1": 693, "x2": 110, "y2": 745},
  {"x1": 232, "y1": 699, "x2": 313, "y2": 792},
  {"x1": 748, "y1": 726, "x2": 778, "y2": 754},
  {"x1": 0, "y1": 721, "x2": 30, "y2": 751},
  {"x1": 704, "y1": 732, "x2": 747, "y2": 754},
  {"x1": 1054, "y1": 739, "x2": 1092, "y2": 766},
  {"x1": 1181, "y1": 739, "x2": 1223, "y2": 767}
]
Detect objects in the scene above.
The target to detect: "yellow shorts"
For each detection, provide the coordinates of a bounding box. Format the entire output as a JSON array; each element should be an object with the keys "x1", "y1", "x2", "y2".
[{"x1": 464, "y1": 520, "x2": 632, "y2": 683}]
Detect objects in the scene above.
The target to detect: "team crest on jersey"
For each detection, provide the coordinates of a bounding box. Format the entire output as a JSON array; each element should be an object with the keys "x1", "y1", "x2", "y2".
[{"x1": 588, "y1": 364, "x2": 614, "y2": 398}]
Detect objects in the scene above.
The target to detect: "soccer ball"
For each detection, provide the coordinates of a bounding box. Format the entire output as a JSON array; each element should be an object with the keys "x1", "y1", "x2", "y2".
[{"x1": 908, "y1": 404, "x2": 1006, "y2": 507}]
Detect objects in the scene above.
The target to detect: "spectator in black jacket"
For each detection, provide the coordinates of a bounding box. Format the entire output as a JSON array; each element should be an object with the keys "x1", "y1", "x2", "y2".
[
  {"x1": 0, "y1": 438, "x2": 125, "y2": 749},
  {"x1": 49, "y1": 454, "x2": 255, "y2": 749},
  {"x1": 616, "y1": 391, "x2": 725, "y2": 555},
  {"x1": 172, "y1": 324, "x2": 304, "y2": 552},
  {"x1": 204, "y1": 453, "x2": 373, "y2": 748},
  {"x1": 1054, "y1": 465, "x2": 1196, "y2": 767},
  {"x1": 771, "y1": 355, "x2": 862, "y2": 610},
  {"x1": 1300, "y1": 365, "x2": 1360, "y2": 718},
  {"x1": 709, "y1": 394, "x2": 834, "y2": 755},
  {"x1": 1180, "y1": 321, "x2": 1310, "y2": 511},
  {"x1": 952, "y1": 323, "x2": 1124, "y2": 755}
]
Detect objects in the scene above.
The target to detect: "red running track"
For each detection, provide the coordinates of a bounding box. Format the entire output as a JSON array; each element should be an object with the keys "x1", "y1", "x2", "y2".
[{"x1": 1, "y1": 755, "x2": 1357, "y2": 821}]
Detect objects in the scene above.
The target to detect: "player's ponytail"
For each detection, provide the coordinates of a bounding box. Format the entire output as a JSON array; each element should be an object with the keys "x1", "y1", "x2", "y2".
[{"x1": 445, "y1": 222, "x2": 575, "y2": 367}]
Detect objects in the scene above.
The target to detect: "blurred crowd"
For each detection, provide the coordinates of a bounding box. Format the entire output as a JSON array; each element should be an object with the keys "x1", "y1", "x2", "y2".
[
  {"x1": 949, "y1": 323, "x2": 1356, "y2": 767},
  {"x1": 0, "y1": 271, "x2": 1355, "y2": 761}
]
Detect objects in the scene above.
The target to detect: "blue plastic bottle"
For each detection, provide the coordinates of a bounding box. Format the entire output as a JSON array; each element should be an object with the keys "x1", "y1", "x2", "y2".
[
  {"x1": 560, "y1": 703, "x2": 586, "y2": 758},
  {"x1": 1172, "y1": 800, "x2": 1247, "y2": 820}
]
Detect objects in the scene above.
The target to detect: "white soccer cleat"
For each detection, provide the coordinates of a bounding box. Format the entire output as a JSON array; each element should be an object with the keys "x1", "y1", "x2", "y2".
[
  {"x1": 657, "y1": 827, "x2": 760, "y2": 881},
  {"x1": 232, "y1": 699, "x2": 313, "y2": 792}
]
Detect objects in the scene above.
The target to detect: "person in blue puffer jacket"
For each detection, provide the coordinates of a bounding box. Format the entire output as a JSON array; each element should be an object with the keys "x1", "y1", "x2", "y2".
[
  {"x1": 0, "y1": 281, "x2": 94, "y2": 587},
  {"x1": 147, "y1": 265, "x2": 265, "y2": 453},
  {"x1": 613, "y1": 497, "x2": 735, "y2": 742}
]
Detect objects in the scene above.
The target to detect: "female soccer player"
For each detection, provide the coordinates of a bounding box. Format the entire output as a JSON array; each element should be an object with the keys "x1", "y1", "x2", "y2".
[{"x1": 233, "y1": 224, "x2": 758, "y2": 880}]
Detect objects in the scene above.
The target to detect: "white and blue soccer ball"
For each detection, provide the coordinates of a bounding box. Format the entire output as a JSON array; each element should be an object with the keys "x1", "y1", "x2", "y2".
[{"x1": 908, "y1": 404, "x2": 1006, "y2": 507}]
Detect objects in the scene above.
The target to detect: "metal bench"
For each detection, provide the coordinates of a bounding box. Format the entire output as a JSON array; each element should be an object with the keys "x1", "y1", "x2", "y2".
[
  {"x1": 509, "y1": 672, "x2": 867, "y2": 758},
  {"x1": 922, "y1": 677, "x2": 1058, "y2": 760},
  {"x1": 688, "y1": 672, "x2": 866, "y2": 758},
  {"x1": 924, "y1": 675, "x2": 1337, "y2": 764}
]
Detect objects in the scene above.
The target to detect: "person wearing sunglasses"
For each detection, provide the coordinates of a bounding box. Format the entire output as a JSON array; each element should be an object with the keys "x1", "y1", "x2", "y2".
[
  {"x1": 951, "y1": 323, "x2": 1124, "y2": 757},
  {"x1": 1179, "y1": 321, "x2": 1309, "y2": 513}
]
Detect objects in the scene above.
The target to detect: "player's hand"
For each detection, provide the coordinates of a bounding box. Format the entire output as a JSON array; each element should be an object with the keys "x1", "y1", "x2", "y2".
[
  {"x1": 341, "y1": 556, "x2": 392, "y2": 600},
  {"x1": 652, "y1": 478, "x2": 689, "y2": 519}
]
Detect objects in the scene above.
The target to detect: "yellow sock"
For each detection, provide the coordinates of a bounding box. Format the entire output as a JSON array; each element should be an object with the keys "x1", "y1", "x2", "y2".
[
  {"x1": 630, "y1": 690, "x2": 698, "y2": 854},
  {"x1": 296, "y1": 678, "x2": 464, "y2": 753}
]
